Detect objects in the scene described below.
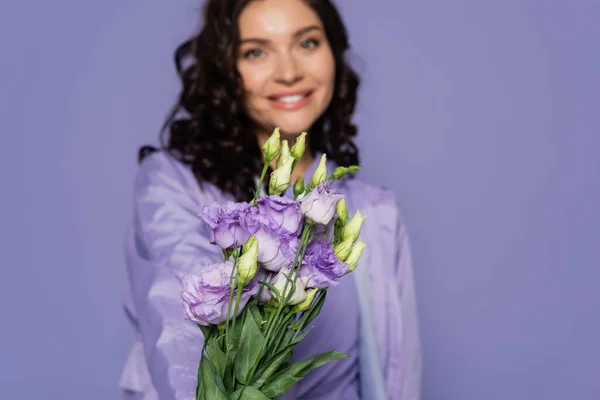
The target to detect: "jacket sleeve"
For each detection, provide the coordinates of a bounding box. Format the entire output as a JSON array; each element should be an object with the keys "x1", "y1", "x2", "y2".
[
  {"x1": 389, "y1": 212, "x2": 423, "y2": 400},
  {"x1": 126, "y1": 152, "x2": 222, "y2": 400}
]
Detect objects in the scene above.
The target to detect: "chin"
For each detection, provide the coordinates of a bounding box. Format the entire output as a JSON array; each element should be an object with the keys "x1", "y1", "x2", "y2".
[
  {"x1": 277, "y1": 126, "x2": 311, "y2": 138},
  {"x1": 272, "y1": 119, "x2": 317, "y2": 137}
]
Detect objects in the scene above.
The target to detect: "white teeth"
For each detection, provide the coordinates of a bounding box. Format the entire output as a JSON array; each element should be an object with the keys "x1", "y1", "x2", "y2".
[{"x1": 276, "y1": 95, "x2": 305, "y2": 103}]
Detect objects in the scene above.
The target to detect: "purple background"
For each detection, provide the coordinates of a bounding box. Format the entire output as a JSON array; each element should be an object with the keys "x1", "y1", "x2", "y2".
[{"x1": 1, "y1": 0, "x2": 598, "y2": 399}]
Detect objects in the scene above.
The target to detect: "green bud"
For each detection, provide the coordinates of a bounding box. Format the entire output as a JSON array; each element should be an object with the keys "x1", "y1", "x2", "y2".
[
  {"x1": 345, "y1": 240, "x2": 366, "y2": 272},
  {"x1": 311, "y1": 154, "x2": 328, "y2": 187},
  {"x1": 336, "y1": 197, "x2": 348, "y2": 225},
  {"x1": 293, "y1": 174, "x2": 305, "y2": 199},
  {"x1": 237, "y1": 235, "x2": 258, "y2": 286},
  {"x1": 263, "y1": 127, "x2": 281, "y2": 163},
  {"x1": 276, "y1": 140, "x2": 292, "y2": 168},
  {"x1": 269, "y1": 158, "x2": 293, "y2": 195},
  {"x1": 342, "y1": 210, "x2": 367, "y2": 243},
  {"x1": 292, "y1": 288, "x2": 318, "y2": 313},
  {"x1": 242, "y1": 234, "x2": 257, "y2": 253},
  {"x1": 334, "y1": 236, "x2": 354, "y2": 261},
  {"x1": 290, "y1": 132, "x2": 307, "y2": 161},
  {"x1": 331, "y1": 165, "x2": 360, "y2": 180}
]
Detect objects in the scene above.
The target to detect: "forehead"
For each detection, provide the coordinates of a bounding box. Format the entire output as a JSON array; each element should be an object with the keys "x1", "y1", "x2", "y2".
[{"x1": 238, "y1": 0, "x2": 322, "y2": 38}]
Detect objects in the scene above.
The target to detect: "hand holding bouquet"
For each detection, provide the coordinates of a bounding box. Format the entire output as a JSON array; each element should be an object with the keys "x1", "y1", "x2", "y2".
[{"x1": 181, "y1": 128, "x2": 367, "y2": 399}]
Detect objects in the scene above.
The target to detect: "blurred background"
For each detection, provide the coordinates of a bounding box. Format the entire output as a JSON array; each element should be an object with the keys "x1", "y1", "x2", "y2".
[{"x1": 1, "y1": 0, "x2": 598, "y2": 399}]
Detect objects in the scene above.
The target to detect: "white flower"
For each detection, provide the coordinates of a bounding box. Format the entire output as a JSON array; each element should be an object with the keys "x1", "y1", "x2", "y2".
[
  {"x1": 300, "y1": 182, "x2": 344, "y2": 225},
  {"x1": 262, "y1": 268, "x2": 308, "y2": 306}
]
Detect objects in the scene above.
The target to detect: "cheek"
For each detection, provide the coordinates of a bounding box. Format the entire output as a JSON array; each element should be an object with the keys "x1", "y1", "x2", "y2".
[
  {"x1": 238, "y1": 64, "x2": 270, "y2": 100},
  {"x1": 311, "y1": 51, "x2": 336, "y2": 93}
]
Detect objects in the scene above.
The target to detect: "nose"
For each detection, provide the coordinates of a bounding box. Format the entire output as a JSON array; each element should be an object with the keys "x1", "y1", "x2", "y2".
[{"x1": 274, "y1": 53, "x2": 303, "y2": 85}]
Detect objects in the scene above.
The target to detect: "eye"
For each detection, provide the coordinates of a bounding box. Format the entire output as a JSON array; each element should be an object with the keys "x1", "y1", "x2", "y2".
[
  {"x1": 244, "y1": 48, "x2": 264, "y2": 59},
  {"x1": 300, "y1": 38, "x2": 320, "y2": 49}
]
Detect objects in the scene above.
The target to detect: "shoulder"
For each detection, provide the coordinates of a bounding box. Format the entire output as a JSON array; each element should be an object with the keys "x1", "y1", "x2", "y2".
[
  {"x1": 344, "y1": 177, "x2": 401, "y2": 219},
  {"x1": 135, "y1": 150, "x2": 193, "y2": 189},
  {"x1": 133, "y1": 150, "x2": 221, "y2": 206},
  {"x1": 342, "y1": 177, "x2": 411, "y2": 242}
]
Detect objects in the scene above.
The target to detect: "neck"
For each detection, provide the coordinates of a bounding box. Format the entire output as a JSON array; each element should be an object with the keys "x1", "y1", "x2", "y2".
[{"x1": 256, "y1": 130, "x2": 315, "y2": 183}]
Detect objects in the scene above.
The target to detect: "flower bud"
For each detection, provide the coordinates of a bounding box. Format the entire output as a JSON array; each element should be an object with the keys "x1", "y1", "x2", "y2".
[
  {"x1": 292, "y1": 288, "x2": 318, "y2": 313},
  {"x1": 272, "y1": 271, "x2": 307, "y2": 306},
  {"x1": 311, "y1": 154, "x2": 328, "y2": 187},
  {"x1": 334, "y1": 236, "x2": 353, "y2": 261},
  {"x1": 242, "y1": 234, "x2": 257, "y2": 253},
  {"x1": 237, "y1": 235, "x2": 258, "y2": 286},
  {"x1": 342, "y1": 210, "x2": 367, "y2": 243},
  {"x1": 291, "y1": 132, "x2": 307, "y2": 161},
  {"x1": 263, "y1": 127, "x2": 281, "y2": 163},
  {"x1": 335, "y1": 197, "x2": 348, "y2": 225},
  {"x1": 345, "y1": 240, "x2": 366, "y2": 272},
  {"x1": 294, "y1": 174, "x2": 305, "y2": 199},
  {"x1": 269, "y1": 158, "x2": 293, "y2": 195},
  {"x1": 331, "y1": 165, "x2": 360, "y2": 180},
  {"x1": 276, "y1": 140, "x2": 292, "y2": 168}
]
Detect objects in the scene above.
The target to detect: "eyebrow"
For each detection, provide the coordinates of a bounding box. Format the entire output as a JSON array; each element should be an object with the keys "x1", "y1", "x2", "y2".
[{"x1": 240, "y1": 25, "x2": 322, "y2": 45}]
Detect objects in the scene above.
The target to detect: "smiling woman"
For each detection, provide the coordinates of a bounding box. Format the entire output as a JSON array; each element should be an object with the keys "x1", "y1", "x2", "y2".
[
  {"x1": 123, "y1": 0, "x2": 422, "y2": 399},
  {"x1": 138, "y1": 0, "x2": 360, "y2": 203}
]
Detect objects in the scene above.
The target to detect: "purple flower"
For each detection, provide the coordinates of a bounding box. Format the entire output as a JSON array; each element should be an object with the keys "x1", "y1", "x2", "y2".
[
  {"x1": 181, "y1": 260, "x2": 259, "y2": 326},
  {"x1": 199, "y1": 201, "x2": 255, "y2": 249},
  {"x1": 300, "y1": 182, "x2": 344, "y2": 225},
  {"x1": 300, "y1": 239, "x2": 349, "y2": 288},
  {"x1": 241, "y1": 211, "x2": 299, "y2": 272},
  {"x1": 313, "y1": 220, "x2": 335, "y2": 243},
  {"x1": 256, "y1": 196, "x2": 304, "y2": 235}
]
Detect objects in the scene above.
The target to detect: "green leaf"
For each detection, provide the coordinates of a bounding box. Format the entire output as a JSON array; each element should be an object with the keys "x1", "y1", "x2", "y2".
[
  {"x1": 234, "y1": 307, "x2": 266, "y2": 384},
  {"x1": 252, "y1": 348, "x2": 293, "y2": 389},
  {"x1": 223, "y1": 362, "x2": 236, "y2": 394},
  {"x1": 261, "y1": 350, "x2": 349, "y2": 398},
  {"x1": 230, "y1": 386, "x2": 271, "y2": 400},
  {"x1": 258, "y1": 280, "x2": 281, "y2": 300},
  {"x1": 198, "y1": 350, "x2": 228, "y2": 400},
  {"x1": 288, "y1": 326, "x2": 312, "y2": 346},
  {"x1": 249, "y1": 305, "x2": 264, "y2": 332},
  {"x1": 299, "y1": 290, "x2": 327, "y2": 331},
  {"x1": 205, "y1": 340, "x2": 227, "y2": 377}
]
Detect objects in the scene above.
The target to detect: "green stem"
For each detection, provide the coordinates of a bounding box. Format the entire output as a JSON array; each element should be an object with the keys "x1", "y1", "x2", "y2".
[
  {"x1": 263, "y1": 224, "x2": 311, "y2": 342},
  {"x1": 291, "y1": 290, "x2": 323, "y2": 341},
  {"x1": 251, "y1": 162, "x2": 270, "y2": 205},
  {"x1": 224, "y1": 261, "x2": 236, "y2": 349},
  {"x1": 246, "y1": 223, "x2": 312, "y2": 383},
  {"x1": 230, "y1": 277, "x2": 243, "y2": 385},
  {"x1": 224, "y1": 250, "x2": 241, "y2": 360}
]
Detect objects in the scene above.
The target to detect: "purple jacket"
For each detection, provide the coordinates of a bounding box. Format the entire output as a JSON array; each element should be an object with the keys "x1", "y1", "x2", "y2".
[{"x1": 120, "y1": 151, "x2": 422, "y2": 399}]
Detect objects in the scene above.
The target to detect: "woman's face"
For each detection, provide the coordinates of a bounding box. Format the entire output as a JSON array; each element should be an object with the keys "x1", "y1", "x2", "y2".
[{"x1": 237, "y1": 0, "x2": 335, "y2": 138}]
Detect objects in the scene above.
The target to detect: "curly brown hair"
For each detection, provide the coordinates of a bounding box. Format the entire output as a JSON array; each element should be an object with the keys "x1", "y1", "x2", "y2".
[{"x1": 139, "y1": 0, "x2": 360, "y2": 202}]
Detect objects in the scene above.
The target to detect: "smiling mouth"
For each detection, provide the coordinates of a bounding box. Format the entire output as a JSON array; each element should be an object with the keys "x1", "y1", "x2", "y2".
[
  {"x1": 267, "y1": 90, "x2": 314, "y2": 109},
  {"x1": 269, "y1": 93, "x2": 309, "y2": 102}
]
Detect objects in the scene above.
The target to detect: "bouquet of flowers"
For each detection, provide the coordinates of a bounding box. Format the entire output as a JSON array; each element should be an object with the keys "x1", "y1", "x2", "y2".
[{"x1": 180, "y1": 128, "x2": 367, "y2": 399}]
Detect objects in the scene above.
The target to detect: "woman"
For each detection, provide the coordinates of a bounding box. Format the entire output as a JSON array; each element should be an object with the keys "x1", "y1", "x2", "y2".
[{"x1": 120, "y1": 0, "x2": 422, "y2": 399}]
